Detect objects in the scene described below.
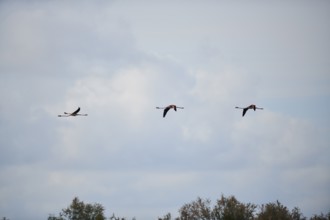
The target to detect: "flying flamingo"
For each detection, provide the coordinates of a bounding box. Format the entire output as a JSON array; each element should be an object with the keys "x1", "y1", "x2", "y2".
[
  {"x1": 58, "y1": 107, "x2": 88, "y2": 117},
  {"x1": 156, "y1": 104, "x2": 184, "y2": 118},
  {"x1": 235, "y1": 104, "x2": 263, "y2": 117}
]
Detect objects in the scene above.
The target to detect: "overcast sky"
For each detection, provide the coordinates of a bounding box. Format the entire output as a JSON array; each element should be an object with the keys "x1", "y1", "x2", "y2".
[{"x1": 0, "y1": 1, "x2": 329, "y2": 219}]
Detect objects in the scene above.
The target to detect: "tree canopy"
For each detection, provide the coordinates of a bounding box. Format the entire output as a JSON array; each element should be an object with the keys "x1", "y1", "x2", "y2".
[
  {"x1": 48, "y1": 197, "x2": 105, "y2": 220},
  {"x1": 47, "y1": 195, "x2": 329, "y2": 220}
]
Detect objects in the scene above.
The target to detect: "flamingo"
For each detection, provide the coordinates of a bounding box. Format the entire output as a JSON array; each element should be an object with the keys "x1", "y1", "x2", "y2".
[
  {"x1": 156, "y1": 104, "x2": 184, "y2": 118},
  {"x1": 235, "y1": 104, "x2": 263, "y2": 117},
  {"x1": 58, "y1": 107, "x2": 88, "y2": 117}
]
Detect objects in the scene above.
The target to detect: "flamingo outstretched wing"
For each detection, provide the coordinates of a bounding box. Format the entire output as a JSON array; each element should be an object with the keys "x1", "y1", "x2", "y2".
[
  {"x1": 242, "y1": 108, "x2": 248, "y2": 117},
  {"x1": 58, "y1": 107, "x2": 87, "y2": 117},
  {"x1": 71, "y1": 107, "x2": 80, "y2": 115},
  {"x1": 163, "y1": 106, "x2": 171, "y2": 118}
]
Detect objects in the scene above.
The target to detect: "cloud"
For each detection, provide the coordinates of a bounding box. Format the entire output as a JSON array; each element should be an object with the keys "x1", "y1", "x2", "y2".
[
  {"x1": 0, "y1": 0, "x2": 136, "y2": 77},
  {"x1": 229, "y1": 111, "x2": 330, "y2": 213}
]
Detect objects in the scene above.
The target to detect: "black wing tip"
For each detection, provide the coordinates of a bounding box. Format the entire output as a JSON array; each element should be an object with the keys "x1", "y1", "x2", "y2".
[{"x1": 242, "y1": 108, "x2": 248, "y2": 117}]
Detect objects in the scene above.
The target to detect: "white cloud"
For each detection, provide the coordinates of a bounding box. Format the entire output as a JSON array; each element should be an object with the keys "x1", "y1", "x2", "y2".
[
  {"x1": 229, "y1": 111, "x2": 330, "y2": 215},
  {"x1": 181, "y1": 123, "x2": 213, "y2": 143},
  {"x1": 189, "y1": 67, "x2": 260, "y2": 104}
]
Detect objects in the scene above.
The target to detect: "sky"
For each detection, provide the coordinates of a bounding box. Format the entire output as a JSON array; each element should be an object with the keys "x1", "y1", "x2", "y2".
[{"x1": 0, "y1": 0, "x2": 329, "y2": 219}]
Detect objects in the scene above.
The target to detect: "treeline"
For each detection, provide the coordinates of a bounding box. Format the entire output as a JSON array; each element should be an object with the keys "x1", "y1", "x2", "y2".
[{"x1": 44, "y1": 195, "x2": 329, "y2": 220}]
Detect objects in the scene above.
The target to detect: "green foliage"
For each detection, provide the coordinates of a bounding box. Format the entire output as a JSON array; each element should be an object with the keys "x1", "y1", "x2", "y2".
[
  {"x1": 310, "y1": 212, "x2": 330, "y2": 220},
  {"x1": 178, "y1": 197, "x2": 212, "y2": 220},
  {"x1": 109, "y1": 213, "x2": 128, "y2": 220},
  {"x1": 49, "y1": 197, "x2": 105, "y2": 220},
  {"x1": 257, "y1": 200, "x2": 292, "y2": 220},
  {"x1": 212, "y1": 195, "x2": 257, "y2": 220},
  {"x1": 256, "y1": 200, "x2": 307, "y2": 220},
  {"x1": 48, "y1": 215, "x2": 64, "y2": 220},
  {"x1": 158, "y1": 213, "x2": 172, "y2": 220},
  {"x1": 48, "y1": 195, "x2": 329, "y2": 220},
  {"x1": 291, "y1": 207, "x2": 306, "y2": 220},
  {"x1": 176, "y1": 195, "x2": 256, "y2": 220}
]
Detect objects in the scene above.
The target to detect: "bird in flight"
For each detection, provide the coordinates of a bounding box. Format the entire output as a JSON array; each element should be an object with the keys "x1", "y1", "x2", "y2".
[
  {"x1": 58, "y1": 107, "x2": 88, "y2": 117},
  {"x1": 235, "y1": 104, "x2": 263, "y2": 117},
  {"x1": 156, "y1": 104, "x2": 184, "y2": 118}
]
